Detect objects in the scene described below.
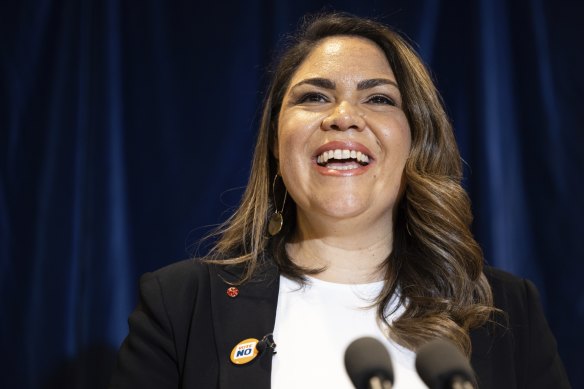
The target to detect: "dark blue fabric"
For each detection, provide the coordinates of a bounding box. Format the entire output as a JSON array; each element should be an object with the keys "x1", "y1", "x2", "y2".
[{"x1": 1, "y1": 1, "x2": 582, "y2": 387}]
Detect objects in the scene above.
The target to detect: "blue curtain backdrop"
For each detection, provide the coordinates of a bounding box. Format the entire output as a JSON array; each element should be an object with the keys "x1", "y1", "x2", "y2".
[{"x1": 1, "y1": 0, "x2": 582, "y2": 387}]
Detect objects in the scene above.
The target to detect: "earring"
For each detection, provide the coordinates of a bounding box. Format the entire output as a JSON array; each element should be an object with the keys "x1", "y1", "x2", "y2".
[{"x1": 268, "y1": 174, "x2": 287, "y2": 236}]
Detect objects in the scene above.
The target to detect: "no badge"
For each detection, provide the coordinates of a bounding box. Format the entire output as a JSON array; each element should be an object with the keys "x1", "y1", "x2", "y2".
[{"x1": 230, "y1": 338, "x2": 259, "y2": 365}]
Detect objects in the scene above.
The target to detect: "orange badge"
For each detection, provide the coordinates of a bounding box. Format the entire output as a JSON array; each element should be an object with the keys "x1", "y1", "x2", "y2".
[{"x1": 230, "y1": 338, "x2": 259, "y2": 365}]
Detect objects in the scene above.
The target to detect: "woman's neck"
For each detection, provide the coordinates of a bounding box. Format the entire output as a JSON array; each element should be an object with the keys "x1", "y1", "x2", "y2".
[{"x1": 285, "y1": 213, "x2": 393, "y2": 284}]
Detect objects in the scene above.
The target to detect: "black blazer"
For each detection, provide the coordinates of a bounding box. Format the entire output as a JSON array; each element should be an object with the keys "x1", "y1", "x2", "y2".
[{"x1": 109, "y1": 259, "x2": 571, "y2": 388}]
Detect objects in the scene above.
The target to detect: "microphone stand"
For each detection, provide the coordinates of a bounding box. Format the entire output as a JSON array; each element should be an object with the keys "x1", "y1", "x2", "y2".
[
  {"x1": 450, "y1": 375, "x2": 474, "y2": 389},
  {"x1": 369, "y1": 376, "x2": 393, "y2": 389}
]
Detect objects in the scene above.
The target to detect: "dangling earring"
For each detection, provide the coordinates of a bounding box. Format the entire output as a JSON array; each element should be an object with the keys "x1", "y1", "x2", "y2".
[{"x1": 268, "y1": 174, "x2": 287, "y2": 236}]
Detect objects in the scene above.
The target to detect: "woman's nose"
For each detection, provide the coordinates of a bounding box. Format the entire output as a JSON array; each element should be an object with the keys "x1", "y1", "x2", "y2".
[{"x1": 321, "y1": 101, "x2": 365, "y2": 131}]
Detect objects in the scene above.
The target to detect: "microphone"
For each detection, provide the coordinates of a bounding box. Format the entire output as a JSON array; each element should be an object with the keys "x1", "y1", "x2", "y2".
[
  {"x1": 415, "y1": 339, "x2": 475, "y2": 389},
  {"x1": 344, "y1": 337, "x2": 394, "y2": 389}
]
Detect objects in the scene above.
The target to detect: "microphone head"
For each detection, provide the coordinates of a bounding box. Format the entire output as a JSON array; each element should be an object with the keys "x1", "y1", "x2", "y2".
[
  {"x1": 344, "y1": 337, "x2": 394, "y2": 389},
  {"x1": 415, "y1": 339, "x2": 475, "y2": 389}
]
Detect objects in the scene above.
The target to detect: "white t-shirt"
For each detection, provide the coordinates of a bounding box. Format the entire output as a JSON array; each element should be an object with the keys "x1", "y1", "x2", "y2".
[{"x1": 271, "y1": 275, "x2": 428, "y2": 389}]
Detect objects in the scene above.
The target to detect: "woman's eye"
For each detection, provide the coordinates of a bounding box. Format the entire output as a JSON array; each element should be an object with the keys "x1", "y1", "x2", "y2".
[
  {"x1": 366, "y1": 95, "x2": 396, "y2": 106},
  {"x1": 296, "y1": 92, "x2": 329, "y2": 104}
]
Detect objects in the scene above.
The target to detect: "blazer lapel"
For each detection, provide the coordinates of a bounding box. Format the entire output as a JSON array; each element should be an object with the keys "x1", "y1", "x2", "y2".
[{"x1": 209, "y1": 261, "x2": 280, "y2": 389}]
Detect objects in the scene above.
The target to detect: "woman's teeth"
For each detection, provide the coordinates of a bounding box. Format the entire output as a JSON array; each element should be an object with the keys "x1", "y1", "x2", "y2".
[
  {"x1": 324, "y1": 162, "x2": 362, "y2": 170},
  {"x1": 316, "y1": 149, "x2": 370, "y2": 167}
]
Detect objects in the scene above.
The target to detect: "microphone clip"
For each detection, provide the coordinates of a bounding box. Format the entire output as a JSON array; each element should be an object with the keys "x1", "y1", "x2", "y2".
[{"x1": 256, "y1": 333, "x2": 277, "y2": 355}]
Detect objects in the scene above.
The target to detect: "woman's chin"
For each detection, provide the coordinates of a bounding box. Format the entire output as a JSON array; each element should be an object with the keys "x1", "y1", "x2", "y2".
[{"x1": 308, "y1": 197, "x2": 374, "y2": 221}]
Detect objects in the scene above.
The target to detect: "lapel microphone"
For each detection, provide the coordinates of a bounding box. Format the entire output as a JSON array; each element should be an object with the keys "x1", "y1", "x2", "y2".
[{"x1": 256, "y1": 333, "x2": 277, "y2": 355}]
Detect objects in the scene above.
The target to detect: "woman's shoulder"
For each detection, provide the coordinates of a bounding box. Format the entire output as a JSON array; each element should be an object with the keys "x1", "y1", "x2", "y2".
[
  {"x1": 477, "y1": 267, "x2": 571, "y2": 387},
  {"x1": 483, "y1": 265, "x2": 524, "y2": 286},
  {"x1": 146, "y1": 258, "x2": 209, "y2": 279},
  {"x1": 136, "y1": 259, "x2": 216, "y2": 307},
  {"x1": 482, "y1": 265, "x2": 544, "y2": 311},
  {"x1": 139, "y1": 258, "x2": 255, "y2": 299},
  {"x1": 142, "y1": 258, "x2": 210, "y2": 286}
]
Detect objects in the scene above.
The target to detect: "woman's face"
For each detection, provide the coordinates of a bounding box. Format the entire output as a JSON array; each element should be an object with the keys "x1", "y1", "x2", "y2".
[{"x1": 275, "y1": 36, "x2": 411, "y2": 229}]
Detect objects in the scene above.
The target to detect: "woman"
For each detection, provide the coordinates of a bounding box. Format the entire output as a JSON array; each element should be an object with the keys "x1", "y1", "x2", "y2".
[{"x1": 110, "y1": 13, "x2": 570, "y2": 388}]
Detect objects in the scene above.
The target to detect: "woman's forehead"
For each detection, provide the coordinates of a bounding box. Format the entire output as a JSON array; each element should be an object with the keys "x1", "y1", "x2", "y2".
[{"x1": 287, "y1": 36, "x2": 396, "y2": 90}]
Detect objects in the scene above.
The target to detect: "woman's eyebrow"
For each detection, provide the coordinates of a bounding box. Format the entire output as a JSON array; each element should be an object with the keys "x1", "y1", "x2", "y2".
[
  {"x1": 292, "y1": 78, "x2": 336, "y2": 90},
  {"x1": 291, "y1": 77, "x2": 398, "y2": 91},
  {"x1": 357, "y1": 78, "x2": 398, "y2": 90}
]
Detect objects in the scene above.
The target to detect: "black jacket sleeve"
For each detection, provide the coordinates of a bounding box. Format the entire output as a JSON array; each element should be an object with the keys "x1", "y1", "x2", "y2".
[
  {"x1": 473, "y1": 268, "x2": 571, "y2": 389},
  {"x1": 109, "y1": 260, "x2": 218, "y2": 389},
  {"x1": 522, "y1": 278, "x2": 571, "y2": 388},
  {"x1": 109, "y1": 271, "x2": 180, "y2": 388}
]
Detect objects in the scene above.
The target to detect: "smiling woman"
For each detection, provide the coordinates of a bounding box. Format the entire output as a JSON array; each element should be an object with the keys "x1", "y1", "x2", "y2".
[{"x1": 109, "y1": 12, "x2": 570, "y2": 389}]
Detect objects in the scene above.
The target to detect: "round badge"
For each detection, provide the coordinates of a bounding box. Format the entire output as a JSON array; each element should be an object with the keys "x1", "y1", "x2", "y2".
[
  {"x1": 230, "y1": 338, "x2": 259, "y2": 365},
  {"x1": 226, "y1": 287, "x2": 239, "y2": 298}
]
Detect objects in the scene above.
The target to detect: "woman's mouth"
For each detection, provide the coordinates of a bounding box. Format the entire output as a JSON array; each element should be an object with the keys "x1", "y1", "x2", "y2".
[{"x1": 316, "y1": 149, "x2": 371, "y2": 171}]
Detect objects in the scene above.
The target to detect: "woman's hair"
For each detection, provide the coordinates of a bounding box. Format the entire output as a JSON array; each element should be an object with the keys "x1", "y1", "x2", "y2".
[{"x1": 205, "y1": 12, "x2": 495, "y2": 356}]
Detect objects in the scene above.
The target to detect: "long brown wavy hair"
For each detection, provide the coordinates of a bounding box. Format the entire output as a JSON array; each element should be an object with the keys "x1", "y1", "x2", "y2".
[{"x1": 205, "y1": 12, "x2": 495, "y2": 356}]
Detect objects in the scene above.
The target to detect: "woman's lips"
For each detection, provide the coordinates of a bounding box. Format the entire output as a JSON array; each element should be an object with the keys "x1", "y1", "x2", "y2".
[
  {"x1": 312, "y1": 140, "x2": 374, "y2": 177},
  {"x1": 313, "y1": 161, "x2": 372, "y2": 176}
]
